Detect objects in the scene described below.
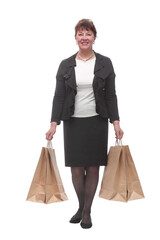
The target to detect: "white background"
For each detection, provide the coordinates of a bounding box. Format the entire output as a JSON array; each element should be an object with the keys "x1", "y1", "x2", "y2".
[{"x1": 0, "y1": 0, "x2": 160, "y2": 239}]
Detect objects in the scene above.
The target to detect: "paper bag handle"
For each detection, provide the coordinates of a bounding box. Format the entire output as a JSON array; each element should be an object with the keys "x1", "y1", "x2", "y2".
[
  {"x1": 115, "y1": 139, "x2": 123, "y2": 146},
  {"x1": 46, "y1": 140, "x2": 53, "y2": 149}
]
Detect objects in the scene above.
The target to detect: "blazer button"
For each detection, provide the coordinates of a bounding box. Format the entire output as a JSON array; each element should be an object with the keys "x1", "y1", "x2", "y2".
[{"x1": 102, "y1": 88, "x2": 105, "y2": 90}]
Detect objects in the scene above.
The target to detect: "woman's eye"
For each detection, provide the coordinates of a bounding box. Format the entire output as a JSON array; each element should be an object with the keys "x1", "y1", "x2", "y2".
[{"x1": 78, "y1": 33, "x2": 92, "y2": 36}]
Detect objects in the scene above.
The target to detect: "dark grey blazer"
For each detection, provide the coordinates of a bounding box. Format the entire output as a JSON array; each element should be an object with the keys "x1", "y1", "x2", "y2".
[{"x1": 50, "y1": 50, "x2": 120, "y2": 125}]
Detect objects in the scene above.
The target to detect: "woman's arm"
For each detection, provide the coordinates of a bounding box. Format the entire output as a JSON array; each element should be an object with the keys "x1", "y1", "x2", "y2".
[
  {"x1": 106, "y1": 59, "x2": 124, "y2": 139},
  {"x1": 46, "y1": 61, "x2": 65, "y2": 140},
  {"x1": 50, "y1": 60, "x2": 66, "y2": 125},
  {"x1": 105, "y1": 58, "x2": 120, "y2": 124}
]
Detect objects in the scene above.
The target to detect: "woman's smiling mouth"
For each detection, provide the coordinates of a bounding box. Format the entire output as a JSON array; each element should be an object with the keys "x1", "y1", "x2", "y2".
[{"x1": 81, "y1": 42, "x2": 88, "y2": 45}]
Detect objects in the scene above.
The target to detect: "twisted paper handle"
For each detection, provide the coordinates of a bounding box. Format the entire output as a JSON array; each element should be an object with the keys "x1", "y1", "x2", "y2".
[
  {"x1": 115, "y1": 138, "x2": 123, "y2": 146},
  {"x1": 46, "y1": 140, "x2": 53, "y2": 149}
]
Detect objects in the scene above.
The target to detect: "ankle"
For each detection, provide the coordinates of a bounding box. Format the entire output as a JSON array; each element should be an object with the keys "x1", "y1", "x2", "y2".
[
  {"x1": 83, "y1": 209, "x2": 91, "y2": 215},
  {"x1": 78, "y1": 206, "x2": 84, "y2": 213},
  {"x1": 74, "y1": 208, "x2": 83, "y2": 216}
]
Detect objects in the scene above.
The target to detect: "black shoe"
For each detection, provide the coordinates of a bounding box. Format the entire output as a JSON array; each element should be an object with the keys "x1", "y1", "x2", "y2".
[
  {"x1": 69, "y1": 216, "x2": 82, "y2": 224},
  {"x1": 80, "y1": 222, "x2": 92, "y2": 229}
]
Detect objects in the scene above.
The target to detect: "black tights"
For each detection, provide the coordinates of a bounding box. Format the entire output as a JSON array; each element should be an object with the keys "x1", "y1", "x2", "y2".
[{"x1": 71, "y1": 166, "x2": 99, "y2": 224}]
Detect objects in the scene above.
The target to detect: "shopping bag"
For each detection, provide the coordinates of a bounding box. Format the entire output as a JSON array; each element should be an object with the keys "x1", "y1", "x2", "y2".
[
  {"x1": 26, "y1": 140, "x2": 68, "y2": 204},
  {"x1": 99, "y1": 139, "x2": 145, "y2": 202}
]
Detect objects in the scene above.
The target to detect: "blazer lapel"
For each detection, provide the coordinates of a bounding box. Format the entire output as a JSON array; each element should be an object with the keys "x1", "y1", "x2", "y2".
[
  {"x1": 63, "y1": 52, "x2": 77, "y2": 91},
  {"x1": 94, "y1": 50, "x2": 105, "y2": 76},
  {"x1": 63, "y1": 50, "x2": 105, "y2": 91}
]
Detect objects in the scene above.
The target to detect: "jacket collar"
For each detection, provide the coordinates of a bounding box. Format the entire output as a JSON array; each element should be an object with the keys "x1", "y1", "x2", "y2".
[
  {"x1": 64, "y1": 50, "x2": 105, "y2": 91},
  {"x1": 67, "y1": 50, "x2": 104, "y2": 73}
]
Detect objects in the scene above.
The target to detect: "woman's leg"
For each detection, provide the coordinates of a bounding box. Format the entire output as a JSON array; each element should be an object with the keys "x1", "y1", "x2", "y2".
[
  {"x1": 70, "y1": 166, "x2": 100, "y2": 225},
  {"x1": 82, "y1": 166, "x2": 100, "y2": 224},
  {"x1": 70, "y1": 167, "x2": 86, "y2": 221}
]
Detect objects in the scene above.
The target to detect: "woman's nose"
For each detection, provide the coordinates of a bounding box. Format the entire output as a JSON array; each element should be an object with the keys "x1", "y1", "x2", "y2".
[{"x1": 82, "y1": 35, "x2": 88, "y2": 40}]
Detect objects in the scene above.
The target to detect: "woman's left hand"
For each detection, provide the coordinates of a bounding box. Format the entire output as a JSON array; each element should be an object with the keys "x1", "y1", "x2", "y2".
[{"x1": 113, "y1": 121, "x2": 124, "y2": 139}]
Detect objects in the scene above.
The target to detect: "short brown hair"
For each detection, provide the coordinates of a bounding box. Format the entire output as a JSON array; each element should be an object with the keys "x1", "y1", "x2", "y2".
[{"x1": 75, "y1": 19, "x2": 97, "y2": 38}]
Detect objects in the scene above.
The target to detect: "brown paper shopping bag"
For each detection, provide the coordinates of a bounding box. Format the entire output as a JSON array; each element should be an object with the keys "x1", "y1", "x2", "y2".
[
  {"x1": 26, "y1": 140, "x2": 68, "y2": 204},
  {"x1": 99, "y1": 140, "x2": 145, "y2": 202},
  {"x1": 125, "y1": 145, "x2": 145, "y2": 201}
]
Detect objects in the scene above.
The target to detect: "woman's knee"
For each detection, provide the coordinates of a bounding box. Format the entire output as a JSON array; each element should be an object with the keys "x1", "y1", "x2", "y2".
[
  {"x1": 86, "y1": 166, "x2": 100, "y2": 175},
  {"x1": 71, "y1": 167, "x2": 85, "y2": 178}
]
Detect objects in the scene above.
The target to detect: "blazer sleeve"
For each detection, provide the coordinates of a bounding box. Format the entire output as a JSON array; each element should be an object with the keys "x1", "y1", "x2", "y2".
[
  {"x1": 50, "y1": 60, "x2": 66, "y2": 125},
  {"x1": 105, "y1": 59, "x2": 120, "y2": 124}
]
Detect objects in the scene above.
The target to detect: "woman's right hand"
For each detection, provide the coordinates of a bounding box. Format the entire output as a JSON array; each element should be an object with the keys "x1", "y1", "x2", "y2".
[{"x1": 45, "y1": 122, "x2": 57, "y2": 140}]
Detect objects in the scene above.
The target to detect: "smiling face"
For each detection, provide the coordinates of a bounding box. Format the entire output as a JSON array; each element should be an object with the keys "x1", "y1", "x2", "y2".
[{"x1": 75, "y1": 27, "x2": 96, "y2": 51}]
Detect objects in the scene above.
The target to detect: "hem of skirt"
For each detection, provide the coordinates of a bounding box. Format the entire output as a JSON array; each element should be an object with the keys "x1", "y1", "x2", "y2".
[{"x1": 65, "y1": 163, "x2": 107, "y2": 167}]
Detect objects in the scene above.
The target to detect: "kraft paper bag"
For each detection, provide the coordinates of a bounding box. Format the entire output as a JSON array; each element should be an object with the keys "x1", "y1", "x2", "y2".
[
  {"x1": 26, "y1": 140, "x2": 68, "y2": 204},
  {"x1": 99, "y1": 140, "x2": 145, "y2": 202}
]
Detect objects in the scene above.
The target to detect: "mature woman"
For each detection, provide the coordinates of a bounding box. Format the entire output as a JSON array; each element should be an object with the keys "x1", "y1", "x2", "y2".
[{"x1": 46, "y1": 19, "x2": 124, "y2": 229}]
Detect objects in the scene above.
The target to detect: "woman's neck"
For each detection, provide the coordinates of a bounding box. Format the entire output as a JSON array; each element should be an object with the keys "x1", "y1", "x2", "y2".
[{"x1": 76, "y1": 49, "x2": 95, "y2": 60}]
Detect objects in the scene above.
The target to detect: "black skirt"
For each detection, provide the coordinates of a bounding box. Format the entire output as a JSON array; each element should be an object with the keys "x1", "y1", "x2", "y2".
[{"x1": 63, "y1": 115, "x2": 109, "y2": 167}]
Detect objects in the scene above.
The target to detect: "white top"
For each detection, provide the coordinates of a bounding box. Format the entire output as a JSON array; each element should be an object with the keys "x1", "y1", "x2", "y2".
[{"x1": 71, "y1": 57, "x2": 99, "y2": 118}]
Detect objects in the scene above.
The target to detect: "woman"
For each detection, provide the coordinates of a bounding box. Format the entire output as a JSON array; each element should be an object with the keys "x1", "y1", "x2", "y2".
[{"x1": 46, "y1": 19, "x2": 124, "y2": 229}]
